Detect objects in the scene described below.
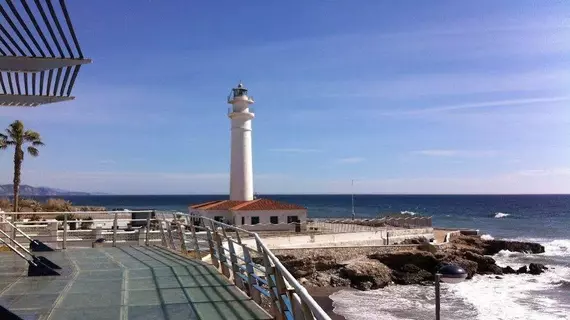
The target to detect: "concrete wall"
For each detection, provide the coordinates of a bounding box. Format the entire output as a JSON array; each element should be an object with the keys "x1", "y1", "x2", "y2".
[
  {"x1": 235, "y1": 209, "x2": 307, "y2": 231},
  {"x1": 193, "y1": 210, "x2": 234, "y2": 224},
  {"x1": 272, "y1": 245, "x2": 418, "y2": 261},
  {"x1": 242, "y1": 228, "x2": 433, "y2": 249}
]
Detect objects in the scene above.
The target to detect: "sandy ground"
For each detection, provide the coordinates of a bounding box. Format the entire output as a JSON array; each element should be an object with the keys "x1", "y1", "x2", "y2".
[{"x1": 433, "y1": 229, "x2": 454, "y2": 243}]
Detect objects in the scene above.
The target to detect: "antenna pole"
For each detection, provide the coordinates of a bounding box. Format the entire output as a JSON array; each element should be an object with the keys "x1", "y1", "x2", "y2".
[{"x1": 351, "y1": 179, "x2": 355, "y2": 220}]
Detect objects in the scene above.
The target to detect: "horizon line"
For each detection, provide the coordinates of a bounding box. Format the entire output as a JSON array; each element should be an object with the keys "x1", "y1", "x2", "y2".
[{"x1": 17, "y1": 193, "x2": 570, "y2": 196}]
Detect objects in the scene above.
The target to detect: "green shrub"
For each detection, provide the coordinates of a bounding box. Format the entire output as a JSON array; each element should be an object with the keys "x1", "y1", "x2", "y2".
[
  {"x1": 0, "y1": 198, "x2": 11, "y2": 210},
  {"x1": 81, "y1": 217, "x2": 94, "y2": 230},
  {"x1": 55, "y1": 213, "x2": 78, "y2": 230},
  {"x1": 43, "y1": 198, "x2": 73, "y2": 212}
]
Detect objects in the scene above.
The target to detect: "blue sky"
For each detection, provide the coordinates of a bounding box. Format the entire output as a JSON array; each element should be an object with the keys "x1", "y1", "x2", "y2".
[{"x1": 1, "y1": 0, "x2": 569, "y2": 194}]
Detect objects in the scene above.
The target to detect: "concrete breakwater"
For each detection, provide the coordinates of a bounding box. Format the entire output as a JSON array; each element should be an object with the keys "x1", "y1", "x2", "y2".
[
  {"x1": 241, "y1": 227, "x2": 434, "y2": 249},
  {"x1": 309, "y1": 216, "x2": 432, "y2": 229},
  {"x1": 267, "y1": 235, "x2": 547, "y2": 291}
]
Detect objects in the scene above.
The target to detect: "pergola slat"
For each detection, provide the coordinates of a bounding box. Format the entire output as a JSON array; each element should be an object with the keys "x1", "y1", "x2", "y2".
[{"x1": 0, "y1": 0, "x2": 90, "y2": 107}]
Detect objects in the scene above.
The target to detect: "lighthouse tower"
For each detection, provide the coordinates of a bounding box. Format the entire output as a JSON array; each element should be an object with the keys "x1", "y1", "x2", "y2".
[{"x1": 228, "y1": 82, "x2": 255, "y2": 201}]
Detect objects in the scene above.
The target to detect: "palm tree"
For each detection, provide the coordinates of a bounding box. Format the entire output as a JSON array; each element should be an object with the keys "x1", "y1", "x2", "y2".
[{"x1": 0, "y1": 120, "x2": 44, "y2": 213}]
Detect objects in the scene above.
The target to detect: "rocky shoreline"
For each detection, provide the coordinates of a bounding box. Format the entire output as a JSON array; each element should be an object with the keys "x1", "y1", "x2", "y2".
[{"x1": 273, "y1": 235, "x2": 547, "y2": 291}]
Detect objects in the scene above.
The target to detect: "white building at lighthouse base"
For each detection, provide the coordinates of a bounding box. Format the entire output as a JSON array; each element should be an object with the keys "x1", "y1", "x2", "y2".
[{"x1": 189, "y1": 198, "x2": 307, "y2": 232}]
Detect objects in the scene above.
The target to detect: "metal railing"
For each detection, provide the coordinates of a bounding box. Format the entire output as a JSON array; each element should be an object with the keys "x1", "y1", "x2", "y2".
[
  {"x1": 0, "y1": 210, "x2": 331, "y2": 320},
  {"x1": 0, "y1": 210, "x2": 158, "y2": 249},
  {"x1": 157, "y1": 212, "x2": 331, "y2": 320},
  {"x1": 309, "y1": 216, "x2": 433, "y2": 229}
]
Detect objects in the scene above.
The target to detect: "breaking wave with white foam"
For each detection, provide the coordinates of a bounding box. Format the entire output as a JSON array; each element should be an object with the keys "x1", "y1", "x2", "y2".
[
  {"x1": 480, "y1": 234, "x2": 495, "y2": 240},
  {"x1": 494, "y1": 212, "x2": 511, "y2": 218},
  {"x1": 330, "y1": 237, "x2": 570, "y2": 320},
  {"x1": 401, "y1": 211, "x2": 418, "y2": 216}
]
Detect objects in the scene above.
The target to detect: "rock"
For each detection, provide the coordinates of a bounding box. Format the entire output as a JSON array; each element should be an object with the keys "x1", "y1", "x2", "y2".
[
  {"x1": 314, "y1": 273, "x2": 332, "y2": 286},
  {"x1": 489, "y1": 265, "x2": 504, "y2": 275},
  {"x1": 502, "y1": 266, "x2": 517, "y2": 274},
  {"x1": 401, "y1": 237, "x2": 429, "y2": 245},
  {"x1": 464, "y1": 251, "x2": 502, "y2": 274},
  {"x1": 529, "y1": 263, "x2": 547, "y2": 275},
  {"x1": 418, "y1": 243, "x2": 438, "y2": 254},
  {"x1": 392, "y1": 264, "x2": 433, "y2": 285},
  {"x1": 299, "y1": 277, "x2": 308, "y2": 285},
  {"x1": 495, "y1": 276, "x2": 503, "y2": 279},
  {"x1": 292, "y1": 268, "x2": 313, "y2": 278},
  {"x1": 517, "y1": 266, "x2": 528, "y2": 274},
  {"x1": 340, "y1": 259, "x2": 392, "y2": 290},
  {"x1": 330, "y1": 275, "x2": 351, "y2": 287},
  {"x1": 315, "y1": 257, "x2": 340, "y2": 271},
  {"x1": 355, "y1": 281, "x2": 373, "y2": 291},
  {"x1": 273, "y1": 254, "x2": 338, "y2": 278},
  {"x1": 484, "y1": 240, "x2": 545, "y2": 255},
  {"x1": 369, "y1": 251, "x2": 439, "y2": 273}
]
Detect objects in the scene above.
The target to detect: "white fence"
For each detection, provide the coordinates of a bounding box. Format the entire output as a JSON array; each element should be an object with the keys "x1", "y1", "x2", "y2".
[{"x1": 308, "y1": 216, "x2": 432, "y2": 230}]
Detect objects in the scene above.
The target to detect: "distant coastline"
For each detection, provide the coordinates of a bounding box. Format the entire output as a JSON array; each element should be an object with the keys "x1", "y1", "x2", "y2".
[{"x1": 0, "y1": 184, "x2": 101, "y2": 196}]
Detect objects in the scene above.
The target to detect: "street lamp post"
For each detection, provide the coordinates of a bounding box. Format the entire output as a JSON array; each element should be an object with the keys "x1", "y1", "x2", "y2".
[{"x1": 435, "y1": 264, "x2": 468, "y2": 320}]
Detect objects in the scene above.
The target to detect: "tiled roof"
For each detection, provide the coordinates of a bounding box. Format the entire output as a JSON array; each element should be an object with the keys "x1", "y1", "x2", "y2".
[
  {"x1": 190, "y1": 200, "x2": 246, "y2": 210},
  {"x1": 232, "y1": 198, "x2": 306, "y2": 211},
  {"x1": 189, "y1": 198, "x2": 306, "y2": 211},
  {"x1": 190, "y1": 200, "x2": 224, "y2": 209}
]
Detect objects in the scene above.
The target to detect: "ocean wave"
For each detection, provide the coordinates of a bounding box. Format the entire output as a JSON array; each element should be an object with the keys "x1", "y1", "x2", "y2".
[
  {"x1": 450, "y1": 272, "x2": 570, "y2": 320},
  {"x1": 480, "y1": 234, "x2": 494, "y2": 240},
  {"x1": 331, "y1": 272, "x2": 570, "y2": 320},
  {"x1": 494, "y1": 212, "x2": 510, "y2": 218},
  {"x1": 504, "y1": 238, "x2": 570, "y2": 257},
  {"x1": 400, "y1": 211, "x2": 418, "y2": 216}
]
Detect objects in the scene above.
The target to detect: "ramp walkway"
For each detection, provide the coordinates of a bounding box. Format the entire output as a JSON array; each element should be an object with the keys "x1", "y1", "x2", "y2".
[{"x1": 0, "y1": 246, "x2": 271, "y2": 320}]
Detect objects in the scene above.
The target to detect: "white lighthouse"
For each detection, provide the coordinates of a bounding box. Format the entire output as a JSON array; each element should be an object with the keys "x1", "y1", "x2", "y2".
[
  {"x1": 228, "y1": 82, "x2": 255, "y2": 201},
  {"x1": 189, "y1": 83, "x2": 308, "y2": 231}
]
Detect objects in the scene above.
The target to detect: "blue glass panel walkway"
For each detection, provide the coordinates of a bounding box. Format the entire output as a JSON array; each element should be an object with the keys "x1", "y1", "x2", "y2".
[{"x1": 0, "y1": 246, "x2": 272, "y2": 320}]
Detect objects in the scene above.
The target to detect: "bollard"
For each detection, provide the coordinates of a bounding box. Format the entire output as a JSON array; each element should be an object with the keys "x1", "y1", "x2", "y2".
[
  {"x1": 62, "y1": 213, "x2": 68, "y2": 250},
  {"x1": 112, "y1": 212, "x2": 118, "y2": 247}
]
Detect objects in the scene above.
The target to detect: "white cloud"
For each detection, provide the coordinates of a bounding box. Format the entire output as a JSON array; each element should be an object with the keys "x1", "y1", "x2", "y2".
[
  {"x1": 269, "y1": 148, "x2": 322, "y2": 153},
  {"x1": 398, "y1": 96, "x2": 570, "y2": 115},
  {"x1": 515, "y1": 168, "x2": 570, "y2": 177},
  {"x1": 335, "y1": 157, "x2": 365, "y2": 164},
  {"x1": 412, "y1": 150, "x2": 498, "y2": 157}
]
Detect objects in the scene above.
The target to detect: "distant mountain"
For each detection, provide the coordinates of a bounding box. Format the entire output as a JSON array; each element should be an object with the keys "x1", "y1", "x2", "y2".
[{"x1": 0, "y1": 184, "x2": 91, "y2": 196}]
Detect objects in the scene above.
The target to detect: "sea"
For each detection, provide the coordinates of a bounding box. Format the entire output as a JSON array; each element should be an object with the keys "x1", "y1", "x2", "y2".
[{"x1": 30, "y1": 194, "x2": 570, "y2": 320}]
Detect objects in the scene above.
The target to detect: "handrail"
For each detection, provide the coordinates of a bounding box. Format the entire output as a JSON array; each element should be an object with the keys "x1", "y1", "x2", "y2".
[
  {"x1": 174, "y1": 213, "x2": 331, "y2": 320},
  {"x1": 1, "y1": 210, "x2": 153, "y2": 215},
  {"x1": 254, "y1": 231, "x2": 330, "y2": 320}
]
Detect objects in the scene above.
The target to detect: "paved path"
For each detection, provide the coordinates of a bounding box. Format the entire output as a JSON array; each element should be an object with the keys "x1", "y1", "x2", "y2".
[{"x1": 0, "y1": 246, "x2": 272, "y2": 319}]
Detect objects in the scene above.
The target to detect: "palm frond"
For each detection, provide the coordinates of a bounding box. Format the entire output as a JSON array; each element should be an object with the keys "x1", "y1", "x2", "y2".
[
  {"x1": 5, "y1": 128, "x2": 15, "y2": 138},
  {"x1": 23, "y1": 130, "x2": 42, "y2": 143},
  {"x1": 27, "y1": 146, "x2": 39, "y2": 157}
]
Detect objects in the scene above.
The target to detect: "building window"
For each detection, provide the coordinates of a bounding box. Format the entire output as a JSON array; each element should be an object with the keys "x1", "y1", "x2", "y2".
[
  {"x1": 241, "y1": 217, "x2": 245, "y2": 225},
  {"x1": 287, "y1": 216, "x2": 299, "y2": 224},
  {"x1": 270, "y1": 216, "x2": 279, "y2": 224},
  {"x1": 214, "y1": 216, "x2": 224, "y2": 222},
  {"x1": 251, "y1": 216, "x2": 260, "y2": 225}
]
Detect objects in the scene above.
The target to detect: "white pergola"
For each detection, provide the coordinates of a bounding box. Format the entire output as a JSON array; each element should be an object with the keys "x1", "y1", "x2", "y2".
[{"x1": 0, "y1": 0, "x2": 91, "y2": 107}]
